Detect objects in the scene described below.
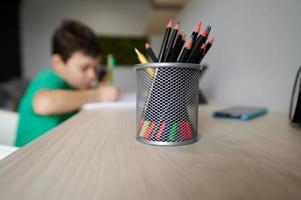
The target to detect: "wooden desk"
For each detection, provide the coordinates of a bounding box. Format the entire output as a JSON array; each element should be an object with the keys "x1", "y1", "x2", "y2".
[{"x1": 0, "y1": 104, "x2": 300, "y2": 200}]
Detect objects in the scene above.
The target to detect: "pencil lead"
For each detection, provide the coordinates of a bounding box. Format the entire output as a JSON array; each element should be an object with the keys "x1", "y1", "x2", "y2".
[
  {"x1": 145, "y1": 43, "x2": 151, "y2": 49},
  {"x1": 174, "y1": 21, "x2": 180, "y2": 30},
  {"x1": 201, "y1": 28, "x2": 209, "y2": 37},
  {"x1": 167, "y1": 19, "x2": 173, "y2": 28},
  {"x1": 185, "y1": 38, "x2": 193, "y2": 49},
  {"x1": 194, "y1": 21, "x2": 202, "y2": 33},
  {"x1": 209, "y1": 37, "x2": 215, "y2": 44},
  {"x1": 134, "y1": 48, "x2": 139, "y2": 55}
]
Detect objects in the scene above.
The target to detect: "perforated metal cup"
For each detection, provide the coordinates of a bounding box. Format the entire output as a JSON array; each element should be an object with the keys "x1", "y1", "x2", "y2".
[{"x1": 135, "y1": 63, "x2": 202, "y2": 146}]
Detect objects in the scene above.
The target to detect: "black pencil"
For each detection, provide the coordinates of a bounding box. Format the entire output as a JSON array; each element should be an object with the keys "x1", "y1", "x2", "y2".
[
  {"x1": 191, "y1": 22, "x2": 201, "y2": 40},
  {"x1": 193, "y1": 25, "x2": 211, "y2": 63},
  {"x1": 191, "y1": 21, "x2": 201, "y2": 48},
  {"x1": 207, "y1": 24, "x2": 212, "y2": 32},
  {"x1": 193, "y1": 28, "x2": 210, "y2": 63},
  {"x1": 158, "y1": 19, "x2": 173, "y2": 62},
  {"x1": 204, "y1": 24, "x2": 211, "y2": 41},
  {"x1": 145, "y1": 43, "x2": 158, "y2": 62},
  {"x1": 200, "y1": 37, "x2": 215, "y2": 62},
  {"x1": 186, "y1": 28, "x2": 209, "y2": 63},
  {"x1": 169, "y1": 31, "x2": 185, "y2": 62},
  {"x1": 194, "y1": 43, "x2": 206, "y2": 63},
  {"x1": 177, "y1": 37, "x2": 193, "y2": 62},
  {"x1": 164, "y1": 22, "x2": 180, "y2": 62},
  {"x1": 181, "y1": 31, "x2": 186, "y2": 42}
]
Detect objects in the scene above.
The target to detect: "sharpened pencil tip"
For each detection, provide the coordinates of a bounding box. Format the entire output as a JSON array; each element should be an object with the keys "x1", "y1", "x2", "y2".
[
  {"x1": 202, "y1": 29, "x2": 209, "y2": 36},
  {"x1": 175, "y1": 22, "x2": 180, "y2": 30},
  {"x1": 167, "y1": 19, "x2": 173, "y2": 28},
  {"x1": 134, "y1": 48, "x2": 139, "y2": 55},
  {"x1": 185, "y1": 38, "x2": 193, "y2": 49},
  {"x1": 194, "y1": 21, "x2": 202, "y2": 33}
]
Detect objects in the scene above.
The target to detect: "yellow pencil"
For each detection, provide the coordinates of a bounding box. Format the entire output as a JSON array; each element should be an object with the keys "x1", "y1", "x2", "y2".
[
  {"x1": 134, "y1": 48, "x2": 148, "y2": 64},
  {"x1": 134, "y1": 48, "x2": 158, "y2": 113},
  {"x1": 134, "y1": 48, "x2": 155, "y2": 77}
]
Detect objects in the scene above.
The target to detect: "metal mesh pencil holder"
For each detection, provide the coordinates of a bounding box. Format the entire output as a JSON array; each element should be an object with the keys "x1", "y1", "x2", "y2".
[{"x1": 135, "y1": 63, "x2": 201, "y2": 146}]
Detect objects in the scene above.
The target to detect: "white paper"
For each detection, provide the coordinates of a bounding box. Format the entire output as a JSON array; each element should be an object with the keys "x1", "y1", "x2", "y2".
[{"x1": 82, "y1": 93, "x2": 136, "y2": 110}]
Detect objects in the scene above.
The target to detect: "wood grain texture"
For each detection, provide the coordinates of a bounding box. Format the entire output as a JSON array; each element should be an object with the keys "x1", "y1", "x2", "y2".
[{"x1": 0, "y1": 104, "x2": 301, "y2": 200}]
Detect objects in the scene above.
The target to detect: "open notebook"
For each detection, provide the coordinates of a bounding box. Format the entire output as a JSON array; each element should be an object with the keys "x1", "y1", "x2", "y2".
[{"x1": 82, "y1": 93, "x2": 136, "y2": 110}]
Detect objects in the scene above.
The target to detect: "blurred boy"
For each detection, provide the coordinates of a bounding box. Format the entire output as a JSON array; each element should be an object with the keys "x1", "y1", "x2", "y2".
[{"x1": 15, "y1": 20, "x2": 119, "y2": 147}]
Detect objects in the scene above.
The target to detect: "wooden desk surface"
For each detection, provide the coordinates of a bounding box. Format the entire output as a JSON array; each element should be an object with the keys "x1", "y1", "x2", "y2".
[{"x1": 0, "y1": 104, "x2": 301, "y2": 200}]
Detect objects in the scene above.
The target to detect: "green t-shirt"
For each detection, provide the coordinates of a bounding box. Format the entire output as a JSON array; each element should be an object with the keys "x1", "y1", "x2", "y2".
[{"x1": 15, "y1": 70, "x2": 76, "y2": 147}]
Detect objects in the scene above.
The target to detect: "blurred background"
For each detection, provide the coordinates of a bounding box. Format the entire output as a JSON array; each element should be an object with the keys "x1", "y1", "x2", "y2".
[{"x1": 0, "y1": 0, "x2": 300, "y2": 146}]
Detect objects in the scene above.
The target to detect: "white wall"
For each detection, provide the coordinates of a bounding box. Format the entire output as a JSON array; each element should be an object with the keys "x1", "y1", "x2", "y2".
[
  {"x1": 21, "y1": 0, "x2": 301, "y2": 113},
  {"x1": 20, "y1": 0, "x2": 151, "y2": 79},
  {"x1": 177, "y1": 0, "x2": 301, "y2": 113}
]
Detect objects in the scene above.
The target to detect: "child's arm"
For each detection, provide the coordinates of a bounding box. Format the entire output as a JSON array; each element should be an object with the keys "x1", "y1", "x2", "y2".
[{"x1": 33, "y1": 84, "x2": 119, "y2": 115}]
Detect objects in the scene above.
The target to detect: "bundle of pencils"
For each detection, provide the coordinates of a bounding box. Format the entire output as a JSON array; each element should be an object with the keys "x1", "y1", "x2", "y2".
[
  {"x1": 135, "y1": 19, "x2": 215, "y2": 64},
  {"x1": 135, "y1": 19, "x2": 215, "y2": 144},
  {"x1": 134, "y1": 19, "x2": 215, "y2": 114}
]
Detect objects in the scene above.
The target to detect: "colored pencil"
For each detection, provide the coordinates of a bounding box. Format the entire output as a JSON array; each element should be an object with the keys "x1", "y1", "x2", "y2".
[
  {"x1": 179, "y1": 121, "x2": 192, "y2": 140},
  {"x1": 194, "y1": 43, "x2": 206, "y2": 63},
  {"x1": 134, "y1": 48, "x2": 155, "y2": 77},
  {"x1": 169, "y1": 30, "x2": 185, "y2": 62},
  {"x1": 200, "y1": 37, "x2": 215, "y2": 62},
  {"x1": 139, "y1": 120, "x2": 150, "y2": 137},
  {"x1": 164, "y1": 21, "x2": 180, "y2": 62},
  {"x1": 191, "y1": 21, "x2": 202, "y2": 48},
  {"x1": 158, "y1": 19, "x2": 173, "y2": 62},
  {"x1": 144, "y1": 122, "x2": 156, "y2": 140},
  {"x1": 169, "y1": 122, "x2": 178, "y2": 142},
  {"x1": 134, "y1": 48, "x2": 148, "y2": 64},
  {"x1": 145, "y1": 43, "x2": 158, "y2": 62},
  {"x1": 177, "y1": 37, "x2": 193, "y2": 62},
  {"x1": 186, "y1": 28, "x2": 209, "y2": 63},
  {"x1": 156, "y1": 122, "x2": 166, "y2": 141}
]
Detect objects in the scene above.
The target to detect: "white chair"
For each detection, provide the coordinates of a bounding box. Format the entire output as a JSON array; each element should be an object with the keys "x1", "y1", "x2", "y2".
[
  {"x1": 0, "y1": 109, "x2": 18, "y2": 146},
  {"x1": 0, "y1": 144, "x2": 18, "y2": 160},
  {"x1": 0, "y1": 109, "x2": 19, "y2": 159}
]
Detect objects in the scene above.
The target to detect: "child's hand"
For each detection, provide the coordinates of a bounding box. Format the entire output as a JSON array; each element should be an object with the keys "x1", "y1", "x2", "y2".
[{"x1": 96, "y1": 84, "x2": 119, "y2": 102}]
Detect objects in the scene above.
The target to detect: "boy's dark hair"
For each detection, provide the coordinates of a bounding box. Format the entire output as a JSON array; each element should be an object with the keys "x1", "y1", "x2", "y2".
[{"x1": 52, "y1": 20, "x2": 101, "y2": 62}]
